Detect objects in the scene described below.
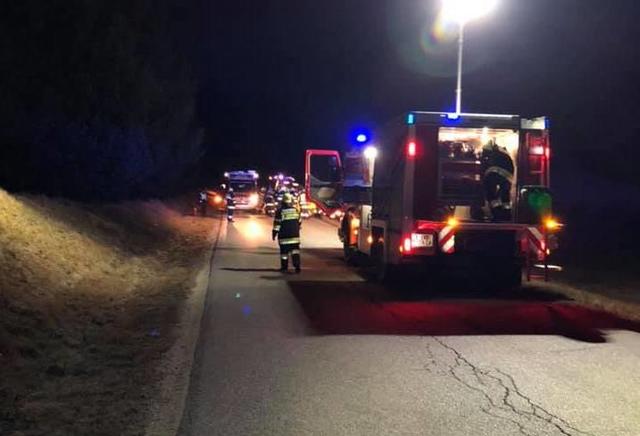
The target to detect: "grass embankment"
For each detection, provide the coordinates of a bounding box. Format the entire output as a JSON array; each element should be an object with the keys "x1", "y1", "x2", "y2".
[
  {"x1": 527, "y1": 257, "x2": 640, "y2": 323},
  {"x1": 534, "y1": 217, "x2": 640, "y2": 322},
  {"x1": 0, "y1": 189, "x2": 216, "y2": 435}
]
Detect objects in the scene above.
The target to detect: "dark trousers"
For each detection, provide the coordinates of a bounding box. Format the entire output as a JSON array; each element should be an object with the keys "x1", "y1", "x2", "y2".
[
  {"x1": 484, "y1": 173, "x2": 512, "y2": 221},
  {"x1": 279, "y1": 243, "x2": 300, "y2": 270}
]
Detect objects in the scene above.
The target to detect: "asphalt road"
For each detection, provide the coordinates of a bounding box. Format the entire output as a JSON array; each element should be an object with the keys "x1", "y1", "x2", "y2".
[{"x1": 178, "y1": 214, "x2": 640, "y2": 436}]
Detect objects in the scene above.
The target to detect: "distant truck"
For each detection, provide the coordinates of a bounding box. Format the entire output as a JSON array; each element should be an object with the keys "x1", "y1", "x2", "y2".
[
  {"x1": 264, "y1": 174, "x2": 295, "y2": 215},
  {"x1": 224, "y1": 170, "x2": 260, "y2": 212},
  {"x1": 305, "y1": 111, "x2": 561, "y2": 287},
  {"x1": 263, "y1": 174, "x2": 316, "y2": 217}
]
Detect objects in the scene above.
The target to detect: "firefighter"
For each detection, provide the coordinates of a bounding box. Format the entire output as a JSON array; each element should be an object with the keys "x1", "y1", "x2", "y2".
[
  {"x1": 481, "y1": 139, "x2": 514, "y2": 221},
  {"x1": 290, "y1": 188, "x2": 301, "y2": 213},
  {"x1": 198, "y1": 189, "x2": 207, "y2": 217},
  {"x1": 272, "y1": 192, "x2": 302, "y2": 273},
  {"x1": 225, "y1": 188, "x2": 235, "y2": 222}
]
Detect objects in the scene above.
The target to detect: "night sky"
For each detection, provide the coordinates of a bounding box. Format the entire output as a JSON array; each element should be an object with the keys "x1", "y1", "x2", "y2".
[
  {"x1": 0, "y1": 0, "x2": 636, "y2": 256},
  {"x1": 196, "y1": 0, "x2": 640, "y2": 195}
]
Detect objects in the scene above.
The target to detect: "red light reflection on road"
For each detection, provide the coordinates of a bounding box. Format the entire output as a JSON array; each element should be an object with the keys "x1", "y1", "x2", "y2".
[{"x1": 290, "y1": 282, "x2": 640, "y2": 343}]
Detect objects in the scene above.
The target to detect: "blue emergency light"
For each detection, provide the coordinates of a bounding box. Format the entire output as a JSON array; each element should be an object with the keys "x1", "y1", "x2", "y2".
[{"x1": 356, "y1": 133, "x2": 368, "y2": 144}]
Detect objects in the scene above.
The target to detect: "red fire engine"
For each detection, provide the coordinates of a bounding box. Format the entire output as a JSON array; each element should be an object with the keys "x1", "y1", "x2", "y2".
[{"x1": 305, "y1": 111, "x2": 561, "y2": 287}]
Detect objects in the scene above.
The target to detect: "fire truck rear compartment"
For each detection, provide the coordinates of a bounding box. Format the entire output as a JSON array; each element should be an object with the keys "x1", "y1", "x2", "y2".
[{"x1": 413, "y1": 125, "x2": 520, "y2": 222}]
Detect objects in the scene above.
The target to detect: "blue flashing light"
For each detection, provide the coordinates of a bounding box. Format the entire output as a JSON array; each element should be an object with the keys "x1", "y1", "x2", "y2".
[
  {"x1": 356, "y1": 133, "x2": 368, "y2": 144},
  {"x1": 545, "y1": 118, "x2": 550, "y2": 129},
  {"x1": 446, "y1": 112, "x2": 460, "y2": 120},
  {"x1": 351, "y1": 127, "x2": 373, "y2": 146},
  {"x1": 407, "y1": 113, "x2": 415, "y2": 125}
]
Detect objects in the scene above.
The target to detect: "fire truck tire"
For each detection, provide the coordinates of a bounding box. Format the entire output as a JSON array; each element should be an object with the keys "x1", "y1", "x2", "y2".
[
  {"x1": 343, "y1": 239, "x2": 357, "y2": 265},
  {"x1": 371, "y1": 241, "x2": 399, "y2": 283},
  {"x1": 341, "y1": 217, "x2": 357, "y2": 265}
]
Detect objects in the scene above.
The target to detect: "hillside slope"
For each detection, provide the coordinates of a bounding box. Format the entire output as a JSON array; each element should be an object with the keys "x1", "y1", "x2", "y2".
[{"x1": 0, "y1": 189, "x2": 216, "y2": 435}]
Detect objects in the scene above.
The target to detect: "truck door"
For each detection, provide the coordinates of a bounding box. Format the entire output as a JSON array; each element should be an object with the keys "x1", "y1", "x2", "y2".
[{"x1": 305, "y1": 149, "x2": 343, "y2": 214}]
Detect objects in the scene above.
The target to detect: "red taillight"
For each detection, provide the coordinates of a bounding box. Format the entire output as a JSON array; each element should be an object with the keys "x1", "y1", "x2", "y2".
[
  {"x1": 407, "y1": 141, "x2": 416, "y2": 157},
  {"x1": 403, "y1": 237, "x2": 412, "y2": 253}
]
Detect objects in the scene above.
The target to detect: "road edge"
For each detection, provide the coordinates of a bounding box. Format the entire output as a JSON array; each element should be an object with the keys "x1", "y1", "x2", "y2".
[
  {"x1": 144, "y1": 215, "x2": 223, "y2": 436},
  {"x1": 524, "y1": 280, "x2": 640, "y2": 322}
]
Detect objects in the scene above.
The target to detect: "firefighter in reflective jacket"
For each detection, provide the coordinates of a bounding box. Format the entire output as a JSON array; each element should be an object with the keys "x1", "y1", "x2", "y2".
[
  {"x1": 481, "y1": 139, "x2": 515, "y2": 221},
  {"x1": 225, "y1": 188, "x2": 235, "y2": 222},
  {"x1": 272, "y1": 193, "x2": 302, "y2": 272}
]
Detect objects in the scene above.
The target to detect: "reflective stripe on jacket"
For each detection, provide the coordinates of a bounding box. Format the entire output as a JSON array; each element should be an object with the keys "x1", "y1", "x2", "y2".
[
  {"x1": 484, "y1": 166, "x2": 514, "y2": 183},
  {"x1": 273, "y1": 206, "x2": 301, "y2": 245}
]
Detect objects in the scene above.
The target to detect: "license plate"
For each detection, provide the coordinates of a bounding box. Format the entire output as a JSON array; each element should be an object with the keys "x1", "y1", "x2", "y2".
[{"x1": 411, "y1": 233, "x2": 433, "y2": 248}]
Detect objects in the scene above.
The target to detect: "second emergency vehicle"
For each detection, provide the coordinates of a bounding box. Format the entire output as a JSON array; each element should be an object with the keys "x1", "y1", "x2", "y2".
[{"x1": 224, "y1": 170, "x2": 261, "y2": 212}]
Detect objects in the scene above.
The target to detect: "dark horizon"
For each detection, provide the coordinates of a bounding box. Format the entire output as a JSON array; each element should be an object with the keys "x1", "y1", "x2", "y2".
[
  {"x1": 196, "y1": 0, "x2": 640, "y2": 190},
  {"x1": 1, "y1": 1, "x2": 639, "y2": 200}
]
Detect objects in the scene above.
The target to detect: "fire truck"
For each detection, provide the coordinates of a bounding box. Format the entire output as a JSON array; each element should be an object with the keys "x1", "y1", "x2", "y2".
[
  {"x1": 264, "y1": 174, "x2": 296, "y2": 215},
  {"x1": 224, "y1": 170, "x2": 261, "y2": 212},
  {"x1": 305, "y1": 111, "x2": 560, "y2": 286}
]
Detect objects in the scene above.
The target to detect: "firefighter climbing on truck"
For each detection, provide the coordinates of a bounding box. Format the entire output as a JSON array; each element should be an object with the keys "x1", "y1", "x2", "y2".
[{"x1": 481, "y1": 138, "x2": 515, "y2": 222}]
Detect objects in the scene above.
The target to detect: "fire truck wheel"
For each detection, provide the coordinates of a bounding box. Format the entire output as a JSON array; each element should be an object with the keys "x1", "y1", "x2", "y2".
[
  {"x1": 371, "y1": 241, "x2": 398, "y2": 283},
  {"x1": 343, "y1": 239, "x2": 357, "y2": 265}
]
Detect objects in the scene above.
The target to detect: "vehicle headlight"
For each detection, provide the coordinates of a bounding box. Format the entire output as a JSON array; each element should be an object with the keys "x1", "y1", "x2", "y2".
[{"x1": 249, "y1": 193, "x2": 259, "y2": 205}]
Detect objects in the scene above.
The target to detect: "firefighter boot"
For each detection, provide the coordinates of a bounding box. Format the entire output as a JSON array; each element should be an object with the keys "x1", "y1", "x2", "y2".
[
  {"x1": 280, "y1": 256, "x2": 289, "y2": 272},
  {"x1": 292, "y1": 252, "x2": 301, "y2": 273}
]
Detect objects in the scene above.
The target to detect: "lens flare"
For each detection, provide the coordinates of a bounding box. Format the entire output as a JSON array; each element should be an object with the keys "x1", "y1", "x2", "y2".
[
  {"x1": 410, "y1": 6, "x2": 492, "y2": 79},
  {"x1": 415, "y1": 20, "x2": 459, "y2": 78}
]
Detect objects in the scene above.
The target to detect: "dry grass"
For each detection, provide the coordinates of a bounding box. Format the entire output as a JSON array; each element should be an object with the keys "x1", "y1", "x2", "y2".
[
  {"x1": 526, "y1": 274, "x2": 640, "y2": 323},
  {"x1": 0, "y1": 189, "x2": 217, "y2": 436}
]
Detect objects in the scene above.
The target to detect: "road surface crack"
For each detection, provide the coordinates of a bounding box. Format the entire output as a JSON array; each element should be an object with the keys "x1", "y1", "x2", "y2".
[{"x1": 426, "y1": 338, "x2": 596, "y2": 436}]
